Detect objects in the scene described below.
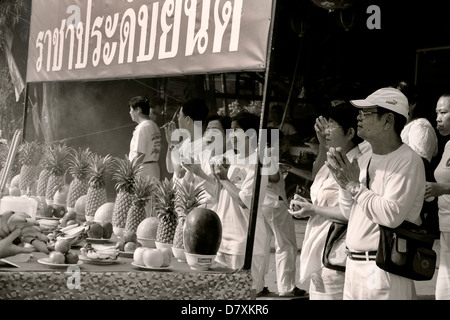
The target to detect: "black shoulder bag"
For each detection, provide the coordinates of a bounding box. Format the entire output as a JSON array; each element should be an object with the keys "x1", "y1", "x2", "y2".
[
  {"x1": 366, "y1": 158, "x2": 437, "y2": 280},
  {"x1": 322, "y1": 221, "x2": 347, "y2": 272}
]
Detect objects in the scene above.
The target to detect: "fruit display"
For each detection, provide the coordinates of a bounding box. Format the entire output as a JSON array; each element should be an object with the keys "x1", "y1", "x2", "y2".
[
  {"x1": 0, "y1": 211, "x2": 49, "y2": 253},
  {"x1": 53, "y1": 184, "x2": 69, "y2": 206},
  {"x1": 36, "y1": 145, "x2": 52, "y2": 198},
  {"x1": 173, "y1": 179, "x2": 206, "y2": 250},
  {"x1": 85, "y1": 154, "x2": 113, "y2": 221},
  {"x1": 117, "y1": 230, "x2": 141, "y2": 253},
  {"x1": 86, "y1": 221, "x2": 113, "y2": 239},
  {"x1": 66, "y1": 147, "x2": 92, "y2": 211},
  {"x1": 80, "y1": 243, "x2": 120, "y2": 260},
  {"x1": 94, "y1": 202, "x2": 114, "y2": 224},
  {"x1": 48, "y1": 224, "x2": 88, "y2": 248},
  {"x1": 47, "y1": 238, "x2": 79, "y2": 264},
  {"x1": 111, "y1": 155, "x2": 142, "y2": 235},
  {"x1": 133, "y1": 247, "x2": 171, "y2": 267},
  {"x1": 183, "y1": 208, "x2": 222, "y2": 255},
  {"x1": 124, "y1": 175, "x2": 154, "y2": 233},
  {"x1": 18, "y1": 141, "x2": 42, "y2": 195},
  {"x1": 136, "y1": 217, "x2": 159, "y2": 239},
  {"x1": 44, "y1": 144, "x2": 71, "y2": 204},
  {"x1": 154, "y1": 178, "x2": 177, "y2": 245},
  {"x1": 74, "y1": 194, "x2": 87, "y2": 221}
]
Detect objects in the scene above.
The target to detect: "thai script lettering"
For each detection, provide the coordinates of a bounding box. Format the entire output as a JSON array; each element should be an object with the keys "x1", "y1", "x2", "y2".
[{"x1": 34, "y1": 0, "x2": 243, "y2": 73}]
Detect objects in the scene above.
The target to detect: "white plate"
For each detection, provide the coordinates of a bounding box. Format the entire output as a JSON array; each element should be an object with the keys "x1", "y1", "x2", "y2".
[
  {"x1": 119, "y1": 251, "x2": 134, "y2": 258},
  {"x1": 131, "y1": 262, "x2": 172, "y2": 270},
  {"x1": 79, "y1": 255, "x2": 121, "y2": 265},
  {"x1": 37, "y1": 258, "x2": 83, "y2": 268},
  {"x1": 86, "y1": 238, "x2": 114, "y2": 244}
]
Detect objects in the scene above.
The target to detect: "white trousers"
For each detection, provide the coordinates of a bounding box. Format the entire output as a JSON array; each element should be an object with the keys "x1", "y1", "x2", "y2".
[
  {"x1": 309, "y1": 267, "x2": 345, "y2": 300},
  {"x1": 260, "y1": 204, "x2": 298, "y2": 294},
  {"x1": 436, "y1": 232, "x2": 450, "y2": 300},
  {"x1": 344, "y1": 258, "x2": 417, "y2": 300}
]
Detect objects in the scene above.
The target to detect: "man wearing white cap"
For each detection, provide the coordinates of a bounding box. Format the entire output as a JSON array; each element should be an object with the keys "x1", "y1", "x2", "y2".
[{"x1": 326, "y1": 87, "x2": 426, "y2": 299}]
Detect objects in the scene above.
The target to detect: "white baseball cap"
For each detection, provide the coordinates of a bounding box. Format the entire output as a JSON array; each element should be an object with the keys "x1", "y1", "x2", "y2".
[{"x1": 350, "y1": 87, "x2": 409, "y2": 120}]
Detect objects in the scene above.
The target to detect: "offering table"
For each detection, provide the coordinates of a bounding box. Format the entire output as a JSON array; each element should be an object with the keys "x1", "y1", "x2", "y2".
[{"x1": 0, "y1": 251, "x2": 252, "y2": 300}]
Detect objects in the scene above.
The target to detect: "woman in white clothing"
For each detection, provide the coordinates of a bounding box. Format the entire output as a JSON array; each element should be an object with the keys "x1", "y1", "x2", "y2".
[
  {"x1": 289, "y1": 103, "x2": 363, "y2": 299},
  {"x1": 211, "y1": 111, "x2": 268, "y2": 296},
  {"x1": 425, "y1": 93, "x2": 450, "y2": 300}
]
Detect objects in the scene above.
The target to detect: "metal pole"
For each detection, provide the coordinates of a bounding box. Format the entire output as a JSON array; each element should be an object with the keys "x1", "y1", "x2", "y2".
[
  {"x1": 21, "y1": 82, "x2": 30, "y2": 140},
  {"x1": 244, "y1": 0, "x2": 278, "y2": 270}
]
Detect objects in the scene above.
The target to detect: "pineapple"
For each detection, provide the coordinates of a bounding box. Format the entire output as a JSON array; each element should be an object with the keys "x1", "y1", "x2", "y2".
[
  {"x1": 45, "y1": 144, "x2": 71, "y2": 203},
  {"x1": 36, "y1": 145, "x2": 52, "y2": 197},
  {"x1": 124, "y1": 175, "x2": 154, "y2": 233},
  {"x1": 111, "y1": 155, "x2": 143, "y2": 230},
  {"x1": 173, "y1": 179, "x2": 206, "y2": 249},
  {"x1": 85, "y1": 154, "x2": 113, "y2": 220},
  {"x1": 66, "y1": 147, "x2": 92, "y2": 210},
  {"x1": 154, "y1": 178, "x2": 177, "y2": 245},
  {"x1": 18, "y1": 141, "x2": 42, "y2": 193}
]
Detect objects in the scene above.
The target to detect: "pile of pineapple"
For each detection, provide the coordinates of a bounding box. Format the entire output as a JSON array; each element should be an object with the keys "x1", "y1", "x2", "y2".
[{"x1": 0, "y1": 140, "x2": 207, "y2": 253}]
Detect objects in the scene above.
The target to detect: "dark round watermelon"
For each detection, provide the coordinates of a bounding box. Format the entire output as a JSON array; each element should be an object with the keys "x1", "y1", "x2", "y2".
[{"x1": 183, "y1": 207, "x2": 222, "y2": 255}]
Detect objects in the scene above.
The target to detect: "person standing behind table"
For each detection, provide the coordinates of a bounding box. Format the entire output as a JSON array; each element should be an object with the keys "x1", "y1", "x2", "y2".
[
  {"x1": 182, "y1": 115, "x2": 232, "y2": 209},
  {"x1": 326, "y1": 88, "x2": 425, "y2": 300},
  {"x1": 289, "y1": 103, "x2": 363, "y2": 300},
  {"x1": 258, "y1": 129, "x2": 307, "y2": 298},
  {"x1": 164, "y1": 98, "x2": 209, "y2": 181},
  {"x1": 211, "y1": 111, "x2": 268, "y2": 297},
  {"x1": 425, "y1": 93, "x2": 450, "y2": 300},
  {"x1": 128, "y1": 96, "x2": 161, "y2": 180}
]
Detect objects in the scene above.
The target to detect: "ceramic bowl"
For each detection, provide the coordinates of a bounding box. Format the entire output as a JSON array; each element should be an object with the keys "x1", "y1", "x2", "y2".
[
  {"x1": 185, "y1": 252, "x2": 216, "y2": 271},
  {"x1": 172, "y1": 247, "x2": 186, "y2": 262},
  {"x1": 138, "y1": 237, "x2": 156, "y2": 248},
  {"x1": 155, "y1": 241, "x2": 173, "y2": 250}
]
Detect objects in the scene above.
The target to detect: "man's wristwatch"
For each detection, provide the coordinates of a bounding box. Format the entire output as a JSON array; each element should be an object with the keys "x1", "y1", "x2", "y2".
[{"x1": 346, "y1": 181, "x2": 361, "y2": 197}]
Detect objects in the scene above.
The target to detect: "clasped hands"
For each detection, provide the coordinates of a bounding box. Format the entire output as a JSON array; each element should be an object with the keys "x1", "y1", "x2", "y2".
[{"x1": 325, "y1": 147, "x2": 360, "y2": 191}]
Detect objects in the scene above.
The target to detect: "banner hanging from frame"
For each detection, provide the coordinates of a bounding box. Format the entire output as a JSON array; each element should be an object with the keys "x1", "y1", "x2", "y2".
[{"x1": 26, "y1": 0, "x2": 273, "y2": 82}]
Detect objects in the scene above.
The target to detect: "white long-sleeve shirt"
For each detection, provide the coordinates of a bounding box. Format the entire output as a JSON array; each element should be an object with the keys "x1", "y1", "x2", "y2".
[{"x1": 339, "y1": 143, "x2": 425, "y2": 252}]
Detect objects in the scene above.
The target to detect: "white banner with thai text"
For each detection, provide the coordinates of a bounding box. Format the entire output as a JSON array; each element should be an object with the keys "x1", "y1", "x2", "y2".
[{"x1": 26, "y1": 0, "x2": 273, "y2": 82}]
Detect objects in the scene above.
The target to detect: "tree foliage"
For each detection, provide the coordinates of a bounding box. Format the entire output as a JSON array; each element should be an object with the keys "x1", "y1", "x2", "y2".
[{"x1": 0, "y1": 0, "x2": 28, "y2": 142}]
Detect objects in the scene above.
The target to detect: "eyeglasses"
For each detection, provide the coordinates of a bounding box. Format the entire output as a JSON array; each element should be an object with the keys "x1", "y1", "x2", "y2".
[{"x1": 358, "y1": 110, "x2": 379, "y2": 119}]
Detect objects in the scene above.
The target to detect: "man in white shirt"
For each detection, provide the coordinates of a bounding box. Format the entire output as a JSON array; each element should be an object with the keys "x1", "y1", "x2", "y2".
[
  {"x1": 326, "y1": 88, "x2": 426, "y2": 299},
  {"x1": 164, "y1": 98, "x2": 209, "y2": 181},
  {"x1": 128, "y1": 96, "x2": 161, "y2": 180}
]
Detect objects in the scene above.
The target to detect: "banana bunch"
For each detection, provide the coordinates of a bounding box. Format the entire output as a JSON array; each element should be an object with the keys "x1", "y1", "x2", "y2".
[
  {"x1": 49, "y1": 225, "x2": 88, "y2": 247},
  {"x1": 80, "y1": 243, "x2": 119, "y2": 260},
  {"x1": 0, "y1": 211, "x2": 49, "y2": 253}
]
